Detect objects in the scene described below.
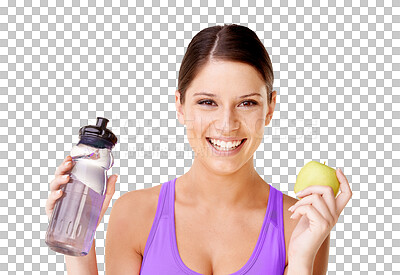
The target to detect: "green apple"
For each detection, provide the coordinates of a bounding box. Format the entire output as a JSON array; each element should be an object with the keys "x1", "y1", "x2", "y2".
[{"x1": 294, "y1": 161, "x2": 340, "y2": 199}]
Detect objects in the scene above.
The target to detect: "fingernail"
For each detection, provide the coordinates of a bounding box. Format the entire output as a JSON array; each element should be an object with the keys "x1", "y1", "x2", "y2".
[
  {"x1": 295, "y1": 191, "x2": 302, "y2": 197},
  {"x1": 290, "y1": 214, "x2": 295, "y2": 219},
  {"x1": 288, "y1": 206, "x2": 294, "y2": 212},
  {"x1": 63, "y1": 174, "x2": 69, "y2": 179},
  {"x1": 57, "y1": 189, "x2": 62, "y2": 194},
  {"x1": 65, "y1": 161, "x2": 70, "y2": 166}
]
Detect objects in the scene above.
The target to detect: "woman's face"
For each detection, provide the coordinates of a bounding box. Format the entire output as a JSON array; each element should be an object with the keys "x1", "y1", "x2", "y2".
[{"x1": 175, "y1": 60, "x2": 276, "y2": 175}]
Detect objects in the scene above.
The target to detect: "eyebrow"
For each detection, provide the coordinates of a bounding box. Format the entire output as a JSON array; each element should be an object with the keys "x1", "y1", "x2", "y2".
[{"x1": 193, "y1": 92, "x2": 262, "y2": 99}]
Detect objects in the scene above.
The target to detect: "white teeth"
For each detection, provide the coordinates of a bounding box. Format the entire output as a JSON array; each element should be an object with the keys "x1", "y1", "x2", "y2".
[{"x1": 209, "y1": 138, "x2": 243, "y2": 150}]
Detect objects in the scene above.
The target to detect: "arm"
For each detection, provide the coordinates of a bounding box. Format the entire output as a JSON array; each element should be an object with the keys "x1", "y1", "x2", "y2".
[
  {"x1": 105, "y1": 191, "x2": 146, "y2": 274},
  {"x1": 284, "y1": 261, "x2": 313, "y2": 275},
  {"x1": 284, "y1": 233, "x2": 330, "y2": 275},
  {"x1": 65, "y1": 239, "x2": 98, "y2": 275},
  {"x1": 312, "y1": 233, "x2": 330, "y2": 275}
]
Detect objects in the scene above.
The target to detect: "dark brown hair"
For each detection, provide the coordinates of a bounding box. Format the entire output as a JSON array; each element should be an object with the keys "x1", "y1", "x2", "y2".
[{"x1": 177, "y1": 24, "x2": 274, "y2": 105}]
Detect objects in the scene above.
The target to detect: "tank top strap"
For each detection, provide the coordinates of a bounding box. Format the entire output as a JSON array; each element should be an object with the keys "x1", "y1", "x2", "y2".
[
  {"x1": 267, "y1": 183, "x2": 286, "y2": 267},
  {"x1": 267, "y1": 184, "x2": 281, "y2": 228},
  {"x1": 141, "y1": 178, "x2": 172, "y2": 263},
  {"x1": 158, "y1": 178, "x2": 175, "y2": 218}
]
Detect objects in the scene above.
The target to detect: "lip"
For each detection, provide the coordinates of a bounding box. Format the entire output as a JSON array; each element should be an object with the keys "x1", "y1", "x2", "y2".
[{"x1": 206, "y1": 137, "x2": 247, "y2": 156}]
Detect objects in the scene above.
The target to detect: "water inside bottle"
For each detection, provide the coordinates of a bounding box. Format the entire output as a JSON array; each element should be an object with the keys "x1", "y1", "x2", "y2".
[{"x1": 45, "y1": 173, "x2": 106, "y2": 256}]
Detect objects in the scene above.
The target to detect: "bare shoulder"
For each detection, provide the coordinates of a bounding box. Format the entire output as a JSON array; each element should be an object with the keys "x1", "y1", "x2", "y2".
[
  {"x1": 282, "y1": 192, "x2": 301, "y2": 267},
  {"x1": 109, "y1": 184, "x2": 163, "y2": 256},
  {"x1": 105, "y1": 184, "x2": 162, "y2": 273}
]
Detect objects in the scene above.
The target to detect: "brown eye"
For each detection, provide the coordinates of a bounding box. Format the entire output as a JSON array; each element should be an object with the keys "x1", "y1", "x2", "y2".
[
  {"x1": 198, "y1": 99, "x2": 216, "y2": 106},
  {"x1": 239, "y1": 100, "x2": 258, "y2": 107}
]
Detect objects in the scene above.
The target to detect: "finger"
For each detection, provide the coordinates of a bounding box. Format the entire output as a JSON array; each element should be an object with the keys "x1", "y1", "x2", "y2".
[
  {"x1": 105, "y1": 174, "x2": 118, "y2": 196},
  {"x1": 97, "y1": 174, "x2": 118, "y2": 228},
  {"x1": 290, "y1": 205, "x2": 330, "y2": 231},
  {"x1": 296, "y1": 185, "x2": 336, "y2": 218},
  {"x1": 335, "y1": 168, "x2": 353, "y2": 216},
  {"x1": 45, "y1": 189, "x2": 63, "y2": 218},
  {"x1": 103, "y1": 175, "x2": 118, "y2": 207},
  {"x1": 49, "y1": 174, "x2": 70, "y2": 191},
  {"x1": 54, "y1": 156, "x2": 75, "y2": 177},
  {"x1": 289, "y1": 193, "x2": 335, "y2": 224},
  {"x1": 102, "y1": 174, "x2": 118, "y2": 213}
]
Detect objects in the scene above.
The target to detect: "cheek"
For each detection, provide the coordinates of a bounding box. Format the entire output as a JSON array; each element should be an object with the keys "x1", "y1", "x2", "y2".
[
  {"x1": 185, "y1": 114, "x2": 210, "y2": 139},
  {"x1": 255, "y1": 118, "x2": 266, "y2": 135},
  {"x1": 243, "y1": 115, "x2": 265, "y2": 138}
]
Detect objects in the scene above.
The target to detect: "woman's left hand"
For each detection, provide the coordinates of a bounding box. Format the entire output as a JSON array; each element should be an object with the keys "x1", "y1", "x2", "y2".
[{"x1": 287, "y1": 168, "x2": 352, "y2": 264}]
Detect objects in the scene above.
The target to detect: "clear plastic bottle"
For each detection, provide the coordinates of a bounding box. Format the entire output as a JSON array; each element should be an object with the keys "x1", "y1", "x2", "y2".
[{"x1": 45, "y1": 117, "x2": 117, "y2": 256}]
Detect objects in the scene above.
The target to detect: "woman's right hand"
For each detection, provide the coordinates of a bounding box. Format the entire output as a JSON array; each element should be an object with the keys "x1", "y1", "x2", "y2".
[{"x1": 45, "y1": 155, "x2": 76, "y2": 220}]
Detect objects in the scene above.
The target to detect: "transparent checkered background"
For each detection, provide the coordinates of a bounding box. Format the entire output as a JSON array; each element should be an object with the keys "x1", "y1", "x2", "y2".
[{"x1": 0, "y1": 0, "x2": 399, "y2": 274}]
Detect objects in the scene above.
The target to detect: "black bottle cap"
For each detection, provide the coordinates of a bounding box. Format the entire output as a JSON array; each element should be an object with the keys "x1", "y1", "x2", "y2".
[{"x1": 77, "y1": 117, "x2": 118, "y2": 149}]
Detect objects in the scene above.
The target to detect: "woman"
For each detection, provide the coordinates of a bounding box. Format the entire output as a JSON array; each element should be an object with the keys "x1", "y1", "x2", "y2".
[{"x1": 46, "y1": 24, "x2": 352, "y2": 274}]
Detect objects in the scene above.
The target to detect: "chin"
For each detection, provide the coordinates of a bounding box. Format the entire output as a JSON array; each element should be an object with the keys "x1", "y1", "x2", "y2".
[{"x1": 205, "y1": 159, "x2": 244, "y2": 174}]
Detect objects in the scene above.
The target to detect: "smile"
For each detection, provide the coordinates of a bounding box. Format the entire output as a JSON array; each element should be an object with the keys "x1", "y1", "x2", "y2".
[{"x1": 206, "y1": 137, "x2": 247, "y2": 155}]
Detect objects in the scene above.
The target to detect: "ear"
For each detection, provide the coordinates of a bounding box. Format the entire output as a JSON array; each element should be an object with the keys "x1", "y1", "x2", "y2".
[
  {"x1": 265, "y1": 90, "x2": 277, "y2": 126},
  {"x1": 175, "y1": 90, "x2": 185, "y2": 125}
]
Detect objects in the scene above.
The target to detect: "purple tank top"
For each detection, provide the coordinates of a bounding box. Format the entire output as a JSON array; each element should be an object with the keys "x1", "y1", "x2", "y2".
[{"x1": 139, "y1": 178, "x2": 286, "y2": 275}]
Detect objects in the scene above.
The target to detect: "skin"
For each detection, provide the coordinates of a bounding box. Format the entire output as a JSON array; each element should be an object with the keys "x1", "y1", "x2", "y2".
[
  {"x1": 174, "y1": 58, "x2": 276, "y2": 213},
  {"x1": 172, "y1": 59, "x2": 351, "y2": 274},
  {"x1": 46, "y1": 58, "x2": 352, "y2": 274}
]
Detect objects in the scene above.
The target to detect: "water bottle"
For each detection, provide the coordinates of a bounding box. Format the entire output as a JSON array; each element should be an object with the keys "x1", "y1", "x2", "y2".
[{"x1": 45, "y1": 117, "x2": 117, "y2": 256}]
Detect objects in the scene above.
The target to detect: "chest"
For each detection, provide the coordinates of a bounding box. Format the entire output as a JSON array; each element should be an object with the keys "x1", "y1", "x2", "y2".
[
  {"x1": 139, "y1": 183, "x2": 291, "y2": 274},
  {"x1": 172, "y1": 205, "x2": 267, "y2": 275}
]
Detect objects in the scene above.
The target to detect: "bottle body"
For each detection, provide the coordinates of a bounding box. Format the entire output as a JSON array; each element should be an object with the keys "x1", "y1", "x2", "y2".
[{"x1": 45, "y1": 144, "x2": 113, "y2": 256}]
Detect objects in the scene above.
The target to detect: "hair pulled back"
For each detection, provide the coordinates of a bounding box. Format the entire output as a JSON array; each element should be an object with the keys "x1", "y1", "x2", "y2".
[{"x1": 177, "y1": 24, "x2": 274, "y2": 105}]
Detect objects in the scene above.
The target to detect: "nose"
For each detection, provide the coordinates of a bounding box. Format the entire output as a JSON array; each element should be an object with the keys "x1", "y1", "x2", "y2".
[{"x1": 214, "y1": 108, "x2": 240, "y2": 134}]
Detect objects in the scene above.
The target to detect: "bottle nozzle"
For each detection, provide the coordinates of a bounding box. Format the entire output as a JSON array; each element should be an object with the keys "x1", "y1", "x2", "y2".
[
  {"x1": 78, "y1": 117, "x2": 117, "y2": 149},
  {"x1": 96, "y1": 117, "x2": 109, "y2": 129}
]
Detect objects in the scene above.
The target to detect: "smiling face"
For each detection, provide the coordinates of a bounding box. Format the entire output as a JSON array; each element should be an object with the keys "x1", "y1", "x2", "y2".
[{"x1": 175, "y1": 59, "x2": 277, "y2": 175}]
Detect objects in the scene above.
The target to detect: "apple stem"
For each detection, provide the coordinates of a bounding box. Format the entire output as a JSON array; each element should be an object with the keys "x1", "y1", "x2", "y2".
[{"x1": 324, "y1": 161, "x2": 326, "y2": 165}]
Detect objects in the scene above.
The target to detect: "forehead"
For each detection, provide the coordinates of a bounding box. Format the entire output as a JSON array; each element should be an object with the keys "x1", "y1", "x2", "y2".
[{"x1": 187, "y1": 60, "x2": 266, "y2": 97}]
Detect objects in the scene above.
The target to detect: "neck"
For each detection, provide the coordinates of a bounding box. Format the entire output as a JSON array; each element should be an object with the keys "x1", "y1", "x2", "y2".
[{"x1": 179, "y1": 155, "x2": 266, "y2": 213}]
